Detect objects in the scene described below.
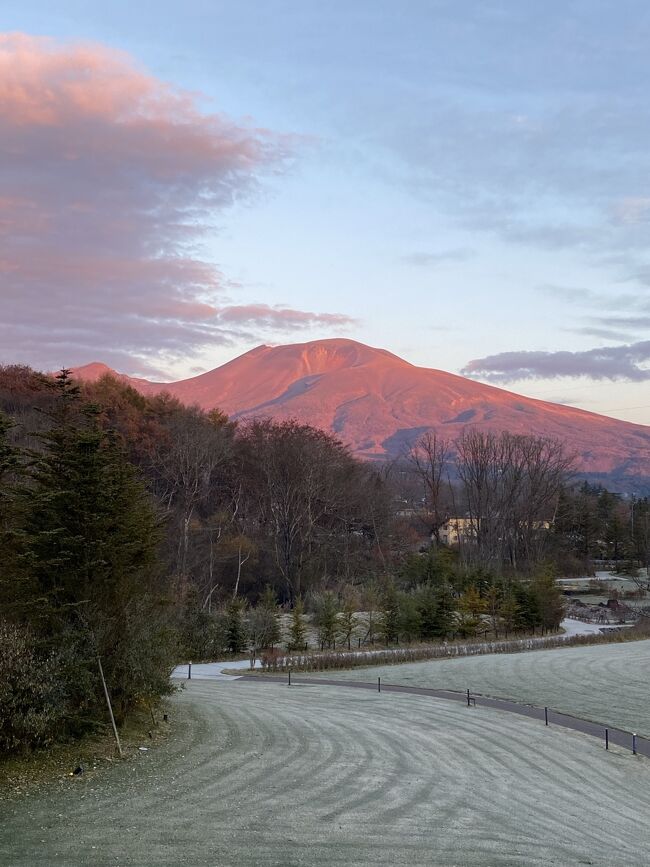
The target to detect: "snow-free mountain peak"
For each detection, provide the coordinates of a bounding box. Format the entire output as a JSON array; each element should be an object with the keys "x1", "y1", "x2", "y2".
[{"x1": 71, "y1": 338, "x2": 650, "y2": 486}]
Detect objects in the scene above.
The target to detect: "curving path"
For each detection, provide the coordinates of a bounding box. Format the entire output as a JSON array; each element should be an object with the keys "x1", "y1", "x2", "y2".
[
  {"x1": 168, "y1": 617, "x2": 619, "y2": 684},
  {"x1": 241, "y1": 674, "x2": 650, "y2": 757},
  {"x1": 308, "y1": 638, "x2": 650, "y2": 738},
  {"x1": 3, "y1": 680, "x2": 650, "y2": 866}
]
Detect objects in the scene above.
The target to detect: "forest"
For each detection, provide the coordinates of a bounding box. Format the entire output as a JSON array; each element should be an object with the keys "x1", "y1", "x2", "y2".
[{"x1": 0, "y1": 364, "x2": 648, "y2": 753}]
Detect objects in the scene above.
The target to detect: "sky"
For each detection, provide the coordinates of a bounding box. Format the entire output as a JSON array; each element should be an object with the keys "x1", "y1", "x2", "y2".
[{"x1": 1, "y1": 1, "x2": 649, "y2": 424}]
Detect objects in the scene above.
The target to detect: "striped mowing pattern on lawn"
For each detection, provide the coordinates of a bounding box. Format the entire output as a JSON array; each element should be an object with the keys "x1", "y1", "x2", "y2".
[
  {"x1": 2, "y1": 680, "x2": 650, "y2": 866},
  {"x1": 308, "y1": 638, "x2": 650, "y2": 737}
]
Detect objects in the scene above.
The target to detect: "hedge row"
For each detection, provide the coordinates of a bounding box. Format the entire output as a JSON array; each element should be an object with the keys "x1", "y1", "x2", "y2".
[{"x1": 259, "y1": 629, "x2": 636, "y2": 673}]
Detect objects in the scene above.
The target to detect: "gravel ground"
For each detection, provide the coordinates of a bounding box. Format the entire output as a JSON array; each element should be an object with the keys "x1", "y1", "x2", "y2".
[
  {"x1": 312, "y1": 639, "x2": 650, "y2": 736},
  {"x1": 2, "y1": 680, "x2": 650, "y2": 866}
]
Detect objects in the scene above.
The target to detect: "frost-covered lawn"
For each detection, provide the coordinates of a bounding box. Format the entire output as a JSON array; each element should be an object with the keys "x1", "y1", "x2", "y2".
[
  {"x1": 315, "y1": 639, "x2": 650, "y2": 736},
  {"x1": 3, "y1": 680, "x2": 650, "y2": 866}
]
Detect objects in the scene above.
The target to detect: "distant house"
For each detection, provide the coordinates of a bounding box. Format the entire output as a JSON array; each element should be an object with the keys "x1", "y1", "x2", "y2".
[
  {"x1": 438, "y1": 516, "x2": 551, "y2": 547},
  {"x1": 439, "y1": 517, "x2": 477, "y2": 546}
]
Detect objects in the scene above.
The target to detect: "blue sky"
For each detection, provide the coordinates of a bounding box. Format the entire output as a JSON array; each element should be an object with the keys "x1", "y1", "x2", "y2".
[{"x1": 1, "y1": 1, "x2": 649, "y2": 423}]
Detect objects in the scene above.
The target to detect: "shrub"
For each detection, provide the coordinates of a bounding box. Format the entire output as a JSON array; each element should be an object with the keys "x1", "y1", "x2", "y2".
[
  {"x1": 254, "y1": 630, "x2": 634, "y2": 674},
  {"x1": 0, "y1": 621, "x2": 68, "y2": 754}
]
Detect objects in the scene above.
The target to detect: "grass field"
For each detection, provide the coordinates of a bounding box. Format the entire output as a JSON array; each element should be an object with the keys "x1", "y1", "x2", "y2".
[
  {"x1": 2, "y1": 679, "x2": 650, "y2": 866},
  {"x1": 313, "y1": 638, "x2": 650, "y2": 737}
]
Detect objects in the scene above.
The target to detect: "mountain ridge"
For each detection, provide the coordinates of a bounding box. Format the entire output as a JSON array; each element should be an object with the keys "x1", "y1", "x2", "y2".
[{"x1": 71, "y1": 338, "x2": 650, "y2": 484}]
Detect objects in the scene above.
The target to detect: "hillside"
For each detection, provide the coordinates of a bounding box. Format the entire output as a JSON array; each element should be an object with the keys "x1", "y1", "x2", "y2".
[{"x1": 72, "y1": 338, "x2": 650, "y2": 482}]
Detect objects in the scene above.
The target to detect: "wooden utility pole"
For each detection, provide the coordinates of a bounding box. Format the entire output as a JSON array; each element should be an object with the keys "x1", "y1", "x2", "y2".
[{"x1": 97, "y1": 655, "x2": 124, "y2": 758}]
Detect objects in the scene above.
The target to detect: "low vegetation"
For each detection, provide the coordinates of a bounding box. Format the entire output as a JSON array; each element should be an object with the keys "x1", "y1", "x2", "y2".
[{"x1": 256, "y1": 628, "x2": 642, "y2": 673}]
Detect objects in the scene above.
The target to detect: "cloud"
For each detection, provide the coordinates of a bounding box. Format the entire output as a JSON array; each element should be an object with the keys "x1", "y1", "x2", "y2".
[
  {"x1": 590, "y1": 315, "x2": 650, "y2": 332},
  {"x1": 611, "y1": 197, "x2": 650, "y2": 226},
  {"x1": 401, "y1": 247, "x2": 475, "y2": 267},
  {"x1": 462, "y1": 341, "x2": 650, "y2": 383},
  {"x1": 572, "y1": 326, "x2": 641, "y2": 342},
  {"x1": 537, "y1": 284, "x2": 599, "y2": 304},
  {"x1": 538, "y1": 283, "x2": 648, "y2": 311},
  {"x1": 537, "y1": 285, "x2": 650, "y2": 341},
  {"x1": 340, "y1": 8, "x2": 650, "y2": 274},
  {"x1": 0, "y1": 33, "x2": 350, "y2": 373},
  {"x1": 216, "y1": 304, "x2": 356, "y2": 329}
]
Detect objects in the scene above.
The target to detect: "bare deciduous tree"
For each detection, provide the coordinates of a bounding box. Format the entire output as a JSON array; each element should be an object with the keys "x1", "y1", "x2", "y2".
[
  {"x1": 455, "y1": 430, "x2": 574, "y2": 572},
  {"x1": 407, "y1": 432, "x2": 451, "y2": 544},
  {"x1": 151, "y1": 407, "x2": 233, "y2": 586}
]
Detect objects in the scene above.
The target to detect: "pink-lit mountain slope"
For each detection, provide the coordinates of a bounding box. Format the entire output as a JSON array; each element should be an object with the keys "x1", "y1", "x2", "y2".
[{"x1": 72, "y1": 339, "x2": 650, "y2": 481}]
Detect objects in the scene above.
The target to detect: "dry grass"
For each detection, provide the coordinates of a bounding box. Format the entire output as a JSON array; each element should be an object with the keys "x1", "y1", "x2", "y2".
[{"x1": 0, "y1": 700, "x2": 172, "y2": 801}]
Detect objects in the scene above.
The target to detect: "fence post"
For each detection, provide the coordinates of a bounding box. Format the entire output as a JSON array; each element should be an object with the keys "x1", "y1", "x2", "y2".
[
  {"x1": 288, "y1": 669, "x2": 291, "y2": 687},
  {"x1": 544, "y1": 707, "x2": 548, "y2": 726},
  {"x1": 633, "y1": 733, "x2": 637, "y2": 755},
  {"x1": 188, "y1": 661, "x2": 192, "y2": 680},
  {"x1": 605, "y1": 728, "x2": 609, "y2": 751},
  {"x1": 378, "y1": 677, "x2": 381, "y2": 693},
  {"x1": 467, "y1": 689, "x2": 471, "y2": 707}
]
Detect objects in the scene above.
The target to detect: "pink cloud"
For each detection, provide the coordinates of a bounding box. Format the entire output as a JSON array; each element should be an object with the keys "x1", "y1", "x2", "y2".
[
  {"x1": 0, "y1": 34, "x2": 350, "y2": 373},
  {"x1": 217, "y1": 304, "x2": 356, "y2": 329}
]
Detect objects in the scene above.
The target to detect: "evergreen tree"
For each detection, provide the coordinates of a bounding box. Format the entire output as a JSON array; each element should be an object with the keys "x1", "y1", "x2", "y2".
[
  {"x1": 513, "y1": 581, "x2": 540, "y2": 633},
  {"x1": 400, "y1": 549, "x2": 457, "y2": 589},
  {"x1": 337, "y1": 597, "x2": 358, "y2": 650},
  {"x1": 531, "y1": 567, "x2": 565, "y2": 633},
  {"x1": 314, "y1": 592, "x2": 338, "y2": 648},
  {"x1": 398, "y1": 593, "x2": 422, "y2": 642},
  {"x1": 225, "y1": 598, "x2": 247, "y2": 654},
  {"x1": 432, "y1": 582, "x2": 455, "y2": 639},
  {"x1": 484, "y1": 583, "x2": 502, "y2": 638},
  {"x1": 361, "y1": 582, "x2": 381, "y2": 644},
  {"x1": 415, "y1": 585, "x2": 438, "y2": 641},
  {"x1": 380, "y1": 582, "x2": 400, "y2": 644},
  {"x1": 22, "y1": 372, "x2": 173, "y2": 726},
  {"x1": 498, "y1": 590, "x2": 520, "y2": 638},
  {"x1": 287, "y1": 597, "x2": 307, "y2": 651},
  {"x1": 456, "y1": 585, "x2": 487, "y2": 638},
  {"x1": 258, "y1": 585, "x2": 281, "y2": 648}
]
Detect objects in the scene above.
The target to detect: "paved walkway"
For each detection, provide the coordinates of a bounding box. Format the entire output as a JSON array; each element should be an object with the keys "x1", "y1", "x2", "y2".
[
  {"x1": 171, "y1": 658, "x2": 259, "y2": 680},
  {"x1": 238, "y1": 674, "x2": 650, "y2": 758}
]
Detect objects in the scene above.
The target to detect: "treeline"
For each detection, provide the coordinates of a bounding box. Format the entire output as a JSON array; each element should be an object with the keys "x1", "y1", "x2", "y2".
[
  {"x1": 403, "y1": 431, "x2": 649, "y2": 579},
  {"x1": 553, "y1": 482, "x2": 650, "y2": 576},
  {"x1": 0, "y1": 363, "x2": 633, "y2": 752},
  {"x1": 406, "y1": 430, "x2": 574, "y2": 573},
  {"x1": 0, "y1": 364, "x2": 392, "y2": 601},
  {"x1": 0, "y1": 366, "x2": 392, "y2": 752},
  {"x1": 1, "y1": 374, "x2": 175, "y2": 754},
  {"x1": 181, "y1": 552, "x2": 566, "y2": 663}
]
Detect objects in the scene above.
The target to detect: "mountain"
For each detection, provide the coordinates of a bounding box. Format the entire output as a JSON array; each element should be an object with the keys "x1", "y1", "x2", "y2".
[{"x1": 72, "y1": 339, "x2": 650, "y2": 484}]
